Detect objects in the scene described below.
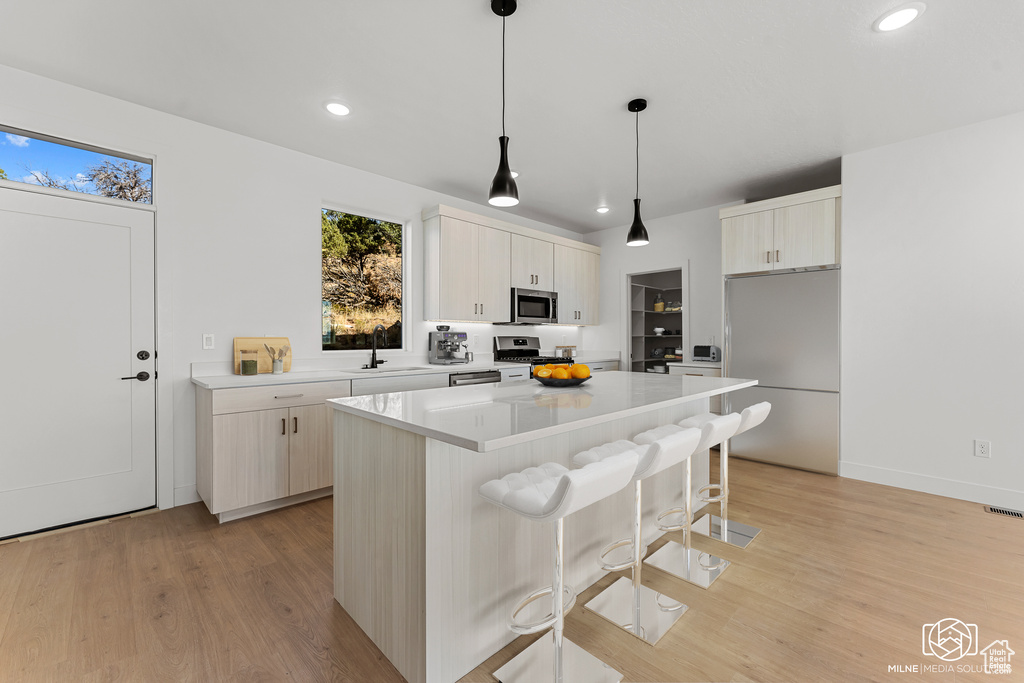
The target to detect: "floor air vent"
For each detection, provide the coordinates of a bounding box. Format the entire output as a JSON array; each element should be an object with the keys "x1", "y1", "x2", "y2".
[{"x1": 984, "y1": 505, "x2": 1024, "y2": 519}]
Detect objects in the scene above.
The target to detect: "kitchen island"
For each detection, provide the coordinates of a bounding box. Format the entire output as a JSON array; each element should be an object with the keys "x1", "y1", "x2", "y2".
[{"x1": 327, "y1": 371, "x2": 756, "y2": 683}]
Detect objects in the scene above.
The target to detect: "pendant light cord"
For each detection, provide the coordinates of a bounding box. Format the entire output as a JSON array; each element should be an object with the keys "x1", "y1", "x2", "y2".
[
  {"x1": 501, "y1": 14, "x2": 507, "y2": 137},
  {"x1": 635, "y1": 111, "x2": 640, "y2": 200}
]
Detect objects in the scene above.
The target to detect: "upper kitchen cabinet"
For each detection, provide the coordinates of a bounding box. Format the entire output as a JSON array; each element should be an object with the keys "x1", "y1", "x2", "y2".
[
  {"x1": 422, "y1": 205, "x2": 600, "y2": 325},
  {"x1": 426, "y1": 215, "x2": 511, "y2": 322},
  {"x1": 511, "y1": 233, "x2": 554, "y2": 290},
  {"x1": 553, "y1": 244, "x2": 600, "y2": 325},
  {"x1": 720, "y1": 185, "x2": 841, "y2": 276}
]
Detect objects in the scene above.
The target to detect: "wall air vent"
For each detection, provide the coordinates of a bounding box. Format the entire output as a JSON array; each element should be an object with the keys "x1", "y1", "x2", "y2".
[{"x1": 984, "y1": 505, "x2": 1023, "y2": 519}]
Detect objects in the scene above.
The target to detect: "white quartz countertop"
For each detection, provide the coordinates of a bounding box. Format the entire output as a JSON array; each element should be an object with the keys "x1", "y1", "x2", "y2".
[
  {"x1": 189, "y1": 353, "x2": 620, "y2": 390},
  {"x1": 327, "y1": 371, "x2": 756, "y2": 452},
  {"x1": 189, "y1": 360, "x2": 530, "y2": 390}
]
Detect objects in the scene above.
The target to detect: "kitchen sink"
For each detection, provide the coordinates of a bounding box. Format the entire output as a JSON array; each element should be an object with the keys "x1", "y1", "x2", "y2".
[{"x1": 345, "y1": 366, "x2": 433, "y2": 374}]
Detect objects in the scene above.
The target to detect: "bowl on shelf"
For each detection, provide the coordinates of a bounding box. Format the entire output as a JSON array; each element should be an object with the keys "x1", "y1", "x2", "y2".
[
  {"x1": 534, "y1": 376, "x2": 592, "y2": 387},
  {"x1": 653, "y1": 327, "x2": 665, "y2": 336}
]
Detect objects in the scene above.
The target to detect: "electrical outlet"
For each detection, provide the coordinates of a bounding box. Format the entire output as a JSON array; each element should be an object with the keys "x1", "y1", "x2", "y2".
[
  {"x1": 473, "y1": 334, "x2": 479, "y2": 349},
  {"x1": 202, "y1": 333, "x2": 215, "y2": 350},
  {"x1": 974, "y1": 439, "x2": 991, "y2": 458}
]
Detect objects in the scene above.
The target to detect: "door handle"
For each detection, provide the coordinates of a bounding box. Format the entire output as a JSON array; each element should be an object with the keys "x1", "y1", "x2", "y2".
[
  {"x1": 480, "y1": 303, "x2": 484, "y2": 315},
  {"x1": 282, "y1": 418, "x2": 286, "y2": 435},
  {"x1": 767, "y1": 250, "x2": 771, "y2": 263},
  {"x1": 293, "y1": 417, "x2": 298, "y2": 434},
  {"x1": 475, "y1": 303, "x2": 478, "y2": 314},
  {"x1": 776, "y1": 249, "x2": 780, "y2": 262},
  {"x1": 121, "y1": 371, "x2": 150, "y2": 381}
]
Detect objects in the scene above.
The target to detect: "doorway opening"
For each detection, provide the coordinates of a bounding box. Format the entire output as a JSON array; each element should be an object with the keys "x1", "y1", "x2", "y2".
[{"x1": 627, "y1": 268, "x2": 687, "y2": 374}]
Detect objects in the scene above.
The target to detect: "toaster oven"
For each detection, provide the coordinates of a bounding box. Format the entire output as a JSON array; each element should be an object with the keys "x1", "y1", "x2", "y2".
[{"x1": 692, "y1": 345, "x2": 721, "y2": 362}]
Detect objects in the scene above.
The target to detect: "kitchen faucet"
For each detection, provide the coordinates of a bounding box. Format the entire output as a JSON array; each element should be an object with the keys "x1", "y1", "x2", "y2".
[{"x1": 365, "y1": 324, "x2": 388, "y2": 369}]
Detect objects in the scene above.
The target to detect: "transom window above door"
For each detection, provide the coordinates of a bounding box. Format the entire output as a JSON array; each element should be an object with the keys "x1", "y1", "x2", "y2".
[{"x1": 0, "y1": 124, "x2": 152, "y2": 204}]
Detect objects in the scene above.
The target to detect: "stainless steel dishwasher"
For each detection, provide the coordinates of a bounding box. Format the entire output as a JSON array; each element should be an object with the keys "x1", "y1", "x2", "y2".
[{"x1": 448, "y1": 369, "x2": 502, "y2": 387}]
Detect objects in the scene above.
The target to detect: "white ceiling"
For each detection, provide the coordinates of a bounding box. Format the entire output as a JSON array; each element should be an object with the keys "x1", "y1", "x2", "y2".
[{"x1": 1, "y1": 1, "x2": 1022, "y2": 233}]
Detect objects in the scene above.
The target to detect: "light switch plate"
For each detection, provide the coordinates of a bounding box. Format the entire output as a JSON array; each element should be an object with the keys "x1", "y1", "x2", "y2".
[{"x1": 202, "y1": 333, "x2": 215, "y2": 350}]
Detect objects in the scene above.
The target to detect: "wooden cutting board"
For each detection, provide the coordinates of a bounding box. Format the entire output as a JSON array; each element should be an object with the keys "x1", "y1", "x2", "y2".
[{"x1": 233, "y1": 337, "x2": 292, "y2": 374}]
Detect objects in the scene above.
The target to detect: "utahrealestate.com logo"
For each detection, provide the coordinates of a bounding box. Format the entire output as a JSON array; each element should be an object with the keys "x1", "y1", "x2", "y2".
[{"x1": 886, "y1": 618, "x2": 1015, "y2": 675}]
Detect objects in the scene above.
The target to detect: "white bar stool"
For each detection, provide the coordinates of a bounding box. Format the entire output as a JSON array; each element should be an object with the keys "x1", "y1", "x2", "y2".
[
  {"x1": 641, "y1": 413, "x2": 741, "y2": 589},
  {"x1": 681, "y1": 402, "x2": 772, "y2": 549},
  {"x1": 479, "y1": 447, "x2": 639, "y2": 683},
  {"x1": 575, "y1": 430, "x2": 701, "y2": 645}
]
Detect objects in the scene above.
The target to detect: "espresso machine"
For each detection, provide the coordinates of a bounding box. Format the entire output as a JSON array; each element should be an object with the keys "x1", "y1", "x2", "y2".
[{"x1": 427, "y1": 328, "x2": 471, "y2": 365}]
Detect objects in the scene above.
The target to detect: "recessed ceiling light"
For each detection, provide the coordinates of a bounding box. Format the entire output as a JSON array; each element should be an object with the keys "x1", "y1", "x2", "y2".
[
  {"x1": 873, "y1": 2, "x2": 926, "y2": 32},
  {"x1": 596, "y1": 206, "x2": 610, "y2": 214},
  {"x1": 325, "y1": 101, "x2": 351, "y2": 116}
]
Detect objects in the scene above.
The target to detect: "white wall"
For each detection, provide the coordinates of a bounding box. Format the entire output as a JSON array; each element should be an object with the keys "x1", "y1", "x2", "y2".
[
  {"x1": 841, "y1": 110, "x2": 1024, "y2": 509},
  {"x1": 583, "y1": 204, "x2": 730, "y2": 364},
  {"x1": 0, "y1": 65, "x2": 586, "y2": 508}
]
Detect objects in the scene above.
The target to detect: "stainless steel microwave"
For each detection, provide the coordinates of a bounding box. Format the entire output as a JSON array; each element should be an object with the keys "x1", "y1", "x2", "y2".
[{"x1": 509, "y1": 288, "x2": 558, "y2": 324}]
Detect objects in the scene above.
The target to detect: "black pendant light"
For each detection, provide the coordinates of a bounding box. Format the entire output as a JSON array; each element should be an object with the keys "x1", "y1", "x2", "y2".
[
  {"x1": 488, "y1": 0, "x2": 519, "y2": 207},
  {"x1": 626, "y1": 98, "x2": 650, "y2": 247}
]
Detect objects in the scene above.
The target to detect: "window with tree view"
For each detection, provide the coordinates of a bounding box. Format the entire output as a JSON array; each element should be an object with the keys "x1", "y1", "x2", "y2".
[
  {"x1": 0, "y1": 125, "x2": 152, "y2": 203},
  {"x1": 322, "y1": 209, "x2": 403, "y2": 351}
]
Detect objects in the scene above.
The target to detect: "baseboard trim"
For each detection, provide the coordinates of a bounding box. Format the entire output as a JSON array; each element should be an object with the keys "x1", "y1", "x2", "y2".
[
  {"x1": 839, "y1": 461, "x2": 1024, "y2": 510},
  {"x1": 215, "y1": 487, "x2": 332, "y2": 524},
  {"x1": 174, "y1": 485, "x2": 202, "y2": 507}
]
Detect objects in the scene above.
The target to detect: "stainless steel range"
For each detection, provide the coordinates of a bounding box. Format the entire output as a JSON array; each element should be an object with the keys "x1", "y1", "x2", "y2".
[{"x1": 493, "y1": 336, "x2": 573, "y2": 374}]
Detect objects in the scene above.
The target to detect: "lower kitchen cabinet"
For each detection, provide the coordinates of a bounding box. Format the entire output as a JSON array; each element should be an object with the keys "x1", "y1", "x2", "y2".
[
  {"x1": 195, "y1": 380, "x2": 351, "y2": 522},
  {"x1": 587, "y1": 361, "x2": 619, "y2": 372},
  {"x1": 668, "y1": 364, "x2": 722, "y2": 413},
  {"x1": 287, "y1": 404, "x2": 333, "y2": 495}
]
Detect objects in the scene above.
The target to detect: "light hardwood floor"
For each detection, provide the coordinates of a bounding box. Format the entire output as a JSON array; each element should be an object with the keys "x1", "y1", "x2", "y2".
[{"x1": 1, "y1": 457, "x2": 1020, "y2": 682}]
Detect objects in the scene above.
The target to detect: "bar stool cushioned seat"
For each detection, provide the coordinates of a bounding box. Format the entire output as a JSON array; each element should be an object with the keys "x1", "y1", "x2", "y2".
[{"x1": 479, "y1": 447, "x2": 638, "y2": 521}]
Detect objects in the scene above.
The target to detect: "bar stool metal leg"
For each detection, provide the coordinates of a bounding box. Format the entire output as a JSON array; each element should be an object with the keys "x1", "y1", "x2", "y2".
[
  {"x1": 693, "y1": 404, "x2": 772, "y2": 549},
  {"x1": 581, "y1": 431, "x2": 699, "y2": 645},
  {"x1": 645, "y1": 416, "x2": 738, "y2": 589},
  {"x1": 553, "y1": 518, "x2": 564, "y2": 682},
  {"x1": 495, "y1": 515, "x2": 624, "y2": 683}
]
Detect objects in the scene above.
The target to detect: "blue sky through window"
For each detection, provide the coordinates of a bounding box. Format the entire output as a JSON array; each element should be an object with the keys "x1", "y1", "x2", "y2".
[{"x1": 0, "y1": 129, "x2": 152, "y2": 203}]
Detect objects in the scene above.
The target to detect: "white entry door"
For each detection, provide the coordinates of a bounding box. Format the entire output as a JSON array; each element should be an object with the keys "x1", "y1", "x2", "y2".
[{"x1": 0, "y1": 187, "x2": 156, "y2": 538}]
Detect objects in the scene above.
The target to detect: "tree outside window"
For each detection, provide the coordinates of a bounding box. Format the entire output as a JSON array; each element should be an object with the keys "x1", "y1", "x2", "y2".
[
  {"x1": 322, "y1": 209, "x2": 403, "y2": 351},
  {"x1": 0, "y1": 127, "x2": 152, "y2": 203}
]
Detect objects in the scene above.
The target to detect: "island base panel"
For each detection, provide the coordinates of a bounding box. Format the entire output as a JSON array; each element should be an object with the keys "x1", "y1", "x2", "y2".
[{"x1": 333, "y1": 413, "x2": 426, "y2": 683}]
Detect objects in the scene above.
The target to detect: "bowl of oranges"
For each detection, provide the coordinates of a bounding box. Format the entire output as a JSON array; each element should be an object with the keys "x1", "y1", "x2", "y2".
[{"x1": 533, "y1": 363, "x2": 591, "y2": 387}]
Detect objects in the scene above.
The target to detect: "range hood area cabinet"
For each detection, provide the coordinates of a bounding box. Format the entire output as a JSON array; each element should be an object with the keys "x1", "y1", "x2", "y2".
[
  {"x1": 422, "y1": 205, "x2": 600, "y2": 325},
  {"x1": 511, "y1": 233, "x2": 553, "y2": 290},
  {"x1": 721, "y1": 185, "x2": 841, "y2": 276}
]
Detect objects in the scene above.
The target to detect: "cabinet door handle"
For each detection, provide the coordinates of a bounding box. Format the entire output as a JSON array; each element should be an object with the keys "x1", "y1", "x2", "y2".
[
  {"x1": 281, "y1": 418, "x2": 286, "y2": 435},
  {"x1": 480, "y1": 303, "x2": 484, "y2": 315},
  {"x1": 274, "y1": 393, "x2": 304, "y2": 399},
  {"x1": 767, "y1": 250, "x2": 772, "y2": 263},
  {"x1": 776, "y1": 249, "x2": 780, "y2": 262},
  {"x1": 474, "y1": 303, "x2": 478, "y2": 314},
  {"x1": 293, "y1": 417, "x2": 298, "y2": 434}
]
